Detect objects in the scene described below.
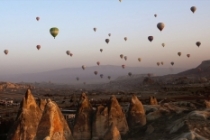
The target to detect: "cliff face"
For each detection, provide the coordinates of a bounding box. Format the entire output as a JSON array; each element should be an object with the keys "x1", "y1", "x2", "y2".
[
  {"x1": 7, "y1": 89, "x2": 74, "y2": 140},
  {"x1": 73, "y1": 93, "x2": 93, "y2": 140}
]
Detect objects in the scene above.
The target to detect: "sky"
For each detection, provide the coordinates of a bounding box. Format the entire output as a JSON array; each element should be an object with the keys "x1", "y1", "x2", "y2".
[{"x1": 0, "y1": 0, "x2": 209, "y2": 75}]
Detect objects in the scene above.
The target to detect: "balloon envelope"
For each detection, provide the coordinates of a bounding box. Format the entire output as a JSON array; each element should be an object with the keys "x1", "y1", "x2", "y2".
[
  {"x1": 36, "y1": 17, "x2": 40, "y2": 21},
  {"x1": 4, "y1": 50, "x2": 8, "y2": 55},
  {"x1": 157, "y1": 22, "x2": 165, "y2": 31},
  {"x1": 66, "y1": 50, "x2": 70, "y2": 55},
  {"x1": 148, "y1": 36, "x2": 153, "y2": 42},
  {"x1": 191, "y1": 6, "x2": 196, "y2": 13},
  {"x1": 36, "y1": 45, "x2": 41, "y2": 50},
  {"x1": 196, "y1": 42, "x2": 201, "y2": 47},
  {"x1": 50, "y1": 27, "x2": 59, "y2": 39},
  {"x1": 94, "y1": 71, "x2": 98, "y2": 75},
  {"x1": 105, "y1": 39, "x2": 109, "y2": 44}
]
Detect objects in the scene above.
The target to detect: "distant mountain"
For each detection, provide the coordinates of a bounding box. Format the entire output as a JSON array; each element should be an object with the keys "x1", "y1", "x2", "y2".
[
  {"x1": 177, "y1": 60, "x2": 210, "y2": 77},
  {"x1": 0, "y1": 65, "x2": 185, "y2": 84}
]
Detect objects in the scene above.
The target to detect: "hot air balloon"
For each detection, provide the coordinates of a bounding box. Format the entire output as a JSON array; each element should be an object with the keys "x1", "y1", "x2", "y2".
[
  {"x1": 157, "y1": 22, "x2": 165, "y2": 31},
  {"x1": 50, "y1": 27, "x2": 59, "y2": 39},
  {"x1": 93, "y1": 28, "x2": 97, "y2": 32},
  {"x1": 161, "y1": 62, "x2": 164, "y2": 65},
  {"x1": 97, "y1": 61, "x2": 100, "y2": 66},
  {"x1": 66, "y1": 50, "x2": 70, "y2": 55},
  {"x1": 148, "y1": 36, "x2": 153, "y2": 42},
  {"x1": 124, "y1": 37, "x2": 127, "y2": 41},
  {"x1": 154, "y1": 14, "x2": 157, "y2": 17},
  {"x1": 76, "y1": 77, "x2": 79, "y2": 81},
  {"x1": 128, "y1": 72, "x2": 132, "y2": 77},
  {"x1": 70, "y1": 53, "x2": 73, "y2": 57},
  {"x1": 83, "y1": 82, "x2": 86, "y2": 85},
  {"x1": 120, "y1": 54, "x2": 124, "y2": 59},
  {"x1": 122, "y1": 65, "x2": 125, "y2": 69},
  {"x1": 124, "y1": 56, "x2": 127, "y2": 61},
  {"x1": 119, "y1": 0, "x2": 122, "y2": 2},
  {"x1": 171, "y1": 62, "x2": 174, "y2": 66},
  {"x1": 178, "y1": 52, "x2": 181, "y2": 56},
  {"x1": 105, "y1": 39, "x2": 109, "y2": 44},
  {"x1": 100, "y1": 49, "x2": 103, "y2": 52},
  {"x1": 36, "y1": 17, "x2": 40, "y2": 21},
  {"x1": 187, "y1": 54, "x2": 190, "y2": 58},
  {"x1": 100, "y1": 74, "x2": 103, "y2": 78},
  {"x1": 82, "y1": 65, "x2": 85, "y2": 70},
  {"x1": 94, "y1": 71, "x2": 98, "y2": 75},
  {"x1": 162, "y1": 43, "x2": 165, "y2": 47},
  {"x1": 157, "y1": 62, "x2": 160, "y2": 66},
  {"x1": 190, "y1": 6, "x2": 196, "y2": 13},
  {"x1": 108, "y1": 33, "x2": 111, "y2": 37},
  {"x1": 196, "y1": 42, "x2": 201, "y2": 47},
  {"x1": 108, "y1": 76, "x2": 111, "y2": 80},
  {"x1": 36, "y1": 45, "x2": 41, "y2": 50},
  {"x1": 4, "y1": 50, "x2": 8, "y2": 55},
  {"x1": 138, "y1": 58, "x2": 141, "y2": 62}
]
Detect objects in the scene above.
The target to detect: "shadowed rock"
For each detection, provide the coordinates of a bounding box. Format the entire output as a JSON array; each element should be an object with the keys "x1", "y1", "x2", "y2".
[
  {"x1": 92, "y1": 105, "x2": 109, "y2": 139},
  {"x1": 204, "y1": 100, "x2": 210, "y2": 108},
  {"x1": 128, "y1": 94, "x2": 146, "y2": 129},
  {"x1": 7, "y1": 89, "x2": 74, "y2": 140},
  {"x1": 103, "y1": 123, "x2": 122, "y2": 140},
  {"x1": 73, "y1": 93, "x2": 93, "y2": 140},
  {"x1": 108, "y1": 95, "x2": 129, "y2": 136},
  {"x1": 7, "y1": 89, "x2": 45, "y2": 140},
  {"x1": 35, "y1": 99, "x2": 74, "y2": 140}
]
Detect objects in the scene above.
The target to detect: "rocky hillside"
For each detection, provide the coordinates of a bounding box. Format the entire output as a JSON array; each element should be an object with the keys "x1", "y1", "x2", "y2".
[
  {"x1": 7, "y1": 90, "x2": 210, "y2": 140},
  {"x1": 178, "y1": 60, "x2": 210, "y2": 77},
  {"x1": 0, "y1": 82, "x2": 34, "y2": 91}
]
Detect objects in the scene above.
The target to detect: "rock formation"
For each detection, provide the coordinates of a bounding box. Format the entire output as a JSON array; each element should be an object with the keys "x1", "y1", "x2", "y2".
[
  {"x1": 7, "y1": 89, "x2": 74, "y2": 140},
  {"x1": 108, "y1": 95, "x2": 129, "y2": 136},
  {"x1": 103, "y1": 123, "x2": 122, "y2": 140},
  {"x1": 149, "y1": 96, "x2": 158, "y2": 105},
  {"x1": 73, "y1": 93, "x2": 93, "y2": 140},
  {"x1": 92, "y1": 105, "x2": 109, "y2": 139},
  {"x1": 7, "y1": 89, "x2": 43, "y2": 140},
  {"x1": 204, "y1": 100, "x2": 210, "y2": 108},
  {"x1": 35, "y1": 99, "x2": 74, "y2": 140},
  {"x1": 127, "y1": 94, "x2": 146, "y2": 129}
]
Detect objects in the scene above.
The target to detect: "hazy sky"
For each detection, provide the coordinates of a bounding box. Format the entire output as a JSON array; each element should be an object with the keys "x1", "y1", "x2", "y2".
[{"x1": 0, "y1": 0, "x2": 209, "y2": 75}]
